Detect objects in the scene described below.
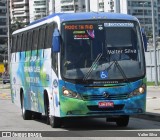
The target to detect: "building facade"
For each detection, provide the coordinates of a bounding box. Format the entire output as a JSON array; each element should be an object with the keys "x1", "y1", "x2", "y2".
[
  {"x1": 8, "y1": 0, "x2": 160, "y2": 36},
  {"x1": 10, "y1": 0, "x2": 29, "y2": 24},
  {"x1": 89, "y1": 0, "x2": 159, "y2": 36},
  {"x1": 29, "y1": 0, "x2": 48, "y2": 22},
  {"x1": 49, "y1": 0, "x2": 86, "y2": 14},
  {"x1": 121, "y1": 0, "x2": 159, "y2": 36},
  {"x1": 0, "y1": 0, "x2": 7, "y2": 45}
]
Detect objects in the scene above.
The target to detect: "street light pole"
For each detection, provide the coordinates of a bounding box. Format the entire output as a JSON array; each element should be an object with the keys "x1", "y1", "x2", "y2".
[
  {"x1": 151, "y1": 0, "x2": 158, "y2": 86},
  {"x1": 7, "y1": 0, "x2": 10, "y2": 71},
  {"x1": 140, "y1": 2, "x2": 147, "y2": 30}
]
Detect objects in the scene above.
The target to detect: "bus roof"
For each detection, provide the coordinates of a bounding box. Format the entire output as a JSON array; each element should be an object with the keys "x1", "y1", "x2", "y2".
[
  {"x1": 30, "y1": 12, "x2": 137, "y2": 25},
  {"x1": 13, "y1": 12, "x2": 138, "y2": 35}
]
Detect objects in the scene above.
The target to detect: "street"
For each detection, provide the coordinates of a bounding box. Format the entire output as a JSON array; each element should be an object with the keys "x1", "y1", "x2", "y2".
[
  {"x1": 1, "y1": 98, "x2": 160, "y2": 131},
  {"x1": 0, "y1": 84, "x2": 160, "y2": 139}
]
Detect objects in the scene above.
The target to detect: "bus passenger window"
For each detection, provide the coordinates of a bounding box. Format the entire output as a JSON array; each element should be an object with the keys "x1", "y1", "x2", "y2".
[
  {"x1": 11, "y1": 35, "x2": 17, "y2": 53},
  {"x1": 16, "y1": 34, "x2": 22, "y2": 57},
  {"x1": 28, "y1": 31, "x2": 33, "y2": 51},
  {"x1": 32, "y1": 30, "x2": 39, "y2": 51}
]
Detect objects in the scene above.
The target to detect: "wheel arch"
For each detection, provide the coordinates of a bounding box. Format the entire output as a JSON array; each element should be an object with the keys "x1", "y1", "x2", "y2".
[
  {"x1": 44, "y1": 89, "x2": 49, "y2": 115},
  {"x1": 20, "y1": 87, "x2": 24, "y2": 109}
]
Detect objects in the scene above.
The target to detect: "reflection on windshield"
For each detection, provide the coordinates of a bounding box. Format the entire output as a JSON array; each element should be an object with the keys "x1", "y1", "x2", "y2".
[{"x1": 61, "y1": 21, "x2": 145, "y2": 82}]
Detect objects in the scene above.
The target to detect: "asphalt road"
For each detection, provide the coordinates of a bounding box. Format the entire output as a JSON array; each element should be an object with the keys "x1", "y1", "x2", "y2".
[{"x1": 0, "y1": 84, "x2": 160, "y2": 139}]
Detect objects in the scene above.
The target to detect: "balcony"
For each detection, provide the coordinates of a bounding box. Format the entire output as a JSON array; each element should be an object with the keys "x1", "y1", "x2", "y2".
[
  {"x1": 13, "y1": 12, "x2": 29, "y2": 17},
  {"x1": 13, "y1": 0, "x2": 27, "y2": 5},
  {"x1": 13, "y1": 6, "x2": 29, "y2": 12}
]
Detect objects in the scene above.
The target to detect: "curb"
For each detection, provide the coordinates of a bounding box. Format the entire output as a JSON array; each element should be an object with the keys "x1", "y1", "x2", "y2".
[{"x1": 133, "y1": 112, "x2": 160, "y2": 122}]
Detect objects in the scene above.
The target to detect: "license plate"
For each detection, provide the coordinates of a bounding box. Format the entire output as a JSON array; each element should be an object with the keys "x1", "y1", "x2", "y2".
[{"x1": 98, "y1": 102, "x2": 114, "y2": 108}]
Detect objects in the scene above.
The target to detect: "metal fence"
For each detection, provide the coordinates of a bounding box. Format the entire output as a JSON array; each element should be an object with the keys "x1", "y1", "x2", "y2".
[{"x1": 145, "y1": 47, "x2": 160, "y2": 82}]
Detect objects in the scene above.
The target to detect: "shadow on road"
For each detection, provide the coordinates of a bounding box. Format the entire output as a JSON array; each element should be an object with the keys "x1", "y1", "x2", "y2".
[{"x1": 33, "y1": 116, "x2": 138, "y2": 131}]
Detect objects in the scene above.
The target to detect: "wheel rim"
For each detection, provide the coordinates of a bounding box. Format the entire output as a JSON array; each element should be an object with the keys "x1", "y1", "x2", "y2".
[{"x1": 22, "y1": 97, "x2": 25, "y2": 115}]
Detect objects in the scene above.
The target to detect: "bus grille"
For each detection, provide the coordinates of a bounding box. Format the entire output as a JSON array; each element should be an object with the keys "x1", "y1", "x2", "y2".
[
  {"x1": 87, "y1": 105, "x2": 124, "y2": 111},
  {"x1": 82, "y1": 94, "x2": 128, "y2": 101}
]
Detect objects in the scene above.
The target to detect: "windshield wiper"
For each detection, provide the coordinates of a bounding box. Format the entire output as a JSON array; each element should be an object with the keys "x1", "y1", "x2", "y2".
[
  {"x1": 113, "y1": 60, "x2": 129, "y2": 83},
  {"x1": 83, "y1": 53, "x2": 102, "y2": 81},
  {"x1": 110, "y1": 60, "x2": 132, "y2": 90}
]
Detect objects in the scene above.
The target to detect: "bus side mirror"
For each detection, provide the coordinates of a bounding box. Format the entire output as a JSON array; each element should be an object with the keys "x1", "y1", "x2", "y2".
[{"x1": 52, "y1": 28, "x2": 60, "y2": 53}]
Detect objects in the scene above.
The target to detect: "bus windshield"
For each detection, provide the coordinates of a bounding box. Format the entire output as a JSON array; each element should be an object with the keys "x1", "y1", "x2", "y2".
[{"x1": 61, "y1": 20, "x2": 145, "y2": 83}]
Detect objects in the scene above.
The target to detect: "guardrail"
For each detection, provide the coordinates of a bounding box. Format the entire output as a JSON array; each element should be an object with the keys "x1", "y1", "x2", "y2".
[{"x1": 145, "y1": 47, "x2": 160, "y2": 82}]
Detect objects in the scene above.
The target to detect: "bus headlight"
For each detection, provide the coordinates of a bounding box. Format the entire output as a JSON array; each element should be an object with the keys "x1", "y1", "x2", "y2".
[
  {"x1": 128, "y1": 85, "x2": 146, "y2": 98},
  {"x1": 63, "y1": 87, "x2": 81, "y2": 99}
]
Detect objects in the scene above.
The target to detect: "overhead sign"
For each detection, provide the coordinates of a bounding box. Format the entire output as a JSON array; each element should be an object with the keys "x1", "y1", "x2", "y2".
[
  {"x1": 65, "y1": 24, "x2": 94, "y2": 30},
  {"x1": 104, "y1": 23, "x2": 134, "y2": 27}
]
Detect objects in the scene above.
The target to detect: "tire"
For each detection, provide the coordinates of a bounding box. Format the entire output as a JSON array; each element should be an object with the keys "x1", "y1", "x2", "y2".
[
  {"x1": 50, "y1": 115, "x2": 61, "y2": 128},
  {"x1": 33, "y1": 112, "x2": 42, "y2": 120},
  {"x1": 21, "y1": 94, "x2": 32, "y2": 120},
  {"x1": 44, "y1": 96, "x2": 50, "y2": 125},
  {"x1": 44, "y1": 95, "x2": 61, "y2": 128},
  {"x1": 116, "y1": 115, "x2": 129, "y2": 127}
]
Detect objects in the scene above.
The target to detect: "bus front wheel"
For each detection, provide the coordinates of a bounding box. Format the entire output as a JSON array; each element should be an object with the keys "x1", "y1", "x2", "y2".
[
  {"x1": 21, "y1": 94, "x2": 32, "y2": 120},
  {"x1": 50, "y1": 115, "x2": 61, "y2": 128},
  {"x1": 116, "y1": 115, "x2": 129, "y2": 127},
  {"x1": 44, "y1": 94, "x2": 61, "y2": 128}
]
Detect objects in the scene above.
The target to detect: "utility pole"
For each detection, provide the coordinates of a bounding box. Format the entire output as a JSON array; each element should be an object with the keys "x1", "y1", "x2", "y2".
[
  {"x1": 140, "y1": 2, "x2": 147, "y2": 31},
  {"x1": 7, "y1": 0, "x2": 10, "y2": 69},
  {"x1": 97, "y1": 0, "x2": 99, "y2": 12},
  {"x1": 53, "y1": 0, "x2": 55, "y2": 13},
  {"x1": 85, "y1": 0, "x2": 90, "y2": 12},
  {"x1": 46, "y1": 0, "x2": 49, "y2": 15},
  {"x1": 73, "y1": 0, "x2": 76, "y2": 13},
  {"x1": 151, "y1": 0, "x2": 158, "y2": 86}
]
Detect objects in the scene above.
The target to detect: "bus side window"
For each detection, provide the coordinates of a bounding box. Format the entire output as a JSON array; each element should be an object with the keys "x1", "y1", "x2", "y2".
[
  {"x1": 17, "y1": 34, "x2": 22, "y2": 61},
  {"x1": 28, "y1": 31, "x2": 33, "y2": 57},
  {"x1": 51, "y1": 23, "x2": 58, "y2": 74},
  {"x1": 48, "y1": 23, "x2": 55, "y2": 48},
  {"x1": 11, "y1": 35, "x2": 17, "y2": 62},
  {"x1": 37, "y1": 27, "x2": 44, "y2": 57},
  {"x1": 20, "y1": 34, "x2": 23, "y2": 59},
  {"x1": 11, "y1": 35, "x2": 17, "y2": 53},
  {"x1": 45, "y1": 23, "x2": 55, "y2": 49},
  {"x1": 32, "y1": 29, "x2": 39, "y2": 56},
  {"x1": 41, "y1": 27, "x2": 45, "y2": 49},
  {"x1": 23, "y1": 32, "x2": 27, "y2": 57},
  {"x1": 44, "y1": 26, "x2": 49, "y2": 49}
]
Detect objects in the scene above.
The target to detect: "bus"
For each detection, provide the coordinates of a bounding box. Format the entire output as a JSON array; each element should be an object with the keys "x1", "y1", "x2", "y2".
[{"x1": 10, "y1": 12, "x2": 146, "y2": 128}]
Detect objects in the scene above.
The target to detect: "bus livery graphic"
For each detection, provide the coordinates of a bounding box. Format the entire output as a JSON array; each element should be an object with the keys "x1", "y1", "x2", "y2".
[{"x1": 10, "y1": 12, "x2": 146, "y2": 128}]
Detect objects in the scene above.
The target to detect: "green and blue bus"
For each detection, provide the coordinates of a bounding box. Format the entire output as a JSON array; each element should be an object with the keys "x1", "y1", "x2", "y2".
[{"x1": 10, "y1": 12, "x2": 146, "y2": 128}]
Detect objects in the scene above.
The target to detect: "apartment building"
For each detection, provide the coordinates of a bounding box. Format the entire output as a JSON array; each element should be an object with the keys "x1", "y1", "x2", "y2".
[
  {"x1": 8, "y1": 0, "x2": 160, "y2": 35},
  {"x1": 0, "y1": 0, "x2": 7, "y2": 45},
  {"x1": 89, "y1": 0, "x2": 120, "y2": 13},
  {"x1": 10, "y1": 0, "x2": 29, "y2": 24},
  {"x1": 89, "y1": 0, "x2": 159, "y2": 36},
  {"x1": 121, "y1": 0, "x2": 159, "y2": 36},
  {"x1": 49, "y1": 0, "x2": 86, "y2": 14},
  {"x1": 29, "y1": 0, "x2": 48, "y2": 22}
]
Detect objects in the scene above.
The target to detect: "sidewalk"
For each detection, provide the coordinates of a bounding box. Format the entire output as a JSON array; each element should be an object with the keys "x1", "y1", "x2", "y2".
[
  {"x1": 134, "y1": 86, "x2": 160, "y2": 122},
  {"x1": 0, "y1": 85, "x2": 160, "y2": 121}
]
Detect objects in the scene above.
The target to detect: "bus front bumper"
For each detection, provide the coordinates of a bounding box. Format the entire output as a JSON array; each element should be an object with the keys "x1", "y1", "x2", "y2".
[{"x1": 60, "y1": 94, "x2": 146, "y2": 117}]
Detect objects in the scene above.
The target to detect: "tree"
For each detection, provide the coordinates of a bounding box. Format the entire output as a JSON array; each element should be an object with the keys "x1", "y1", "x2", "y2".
[{"x1": 10, "y1": 19, "x2": 27, "y2": 34}]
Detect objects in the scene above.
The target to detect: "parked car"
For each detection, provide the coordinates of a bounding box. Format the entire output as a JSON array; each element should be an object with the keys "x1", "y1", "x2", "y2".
[{"x1": 2, "y1": 72, "x2": 10, "y2": 84}]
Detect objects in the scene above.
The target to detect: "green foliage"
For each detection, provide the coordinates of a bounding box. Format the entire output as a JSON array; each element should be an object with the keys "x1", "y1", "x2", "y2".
[
  {"x1": 147, "y1": 82, "x2": 160, "y2": 86},
  {"x1": 10, "y1": 19, "x2": 27, "y2": 34}
]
